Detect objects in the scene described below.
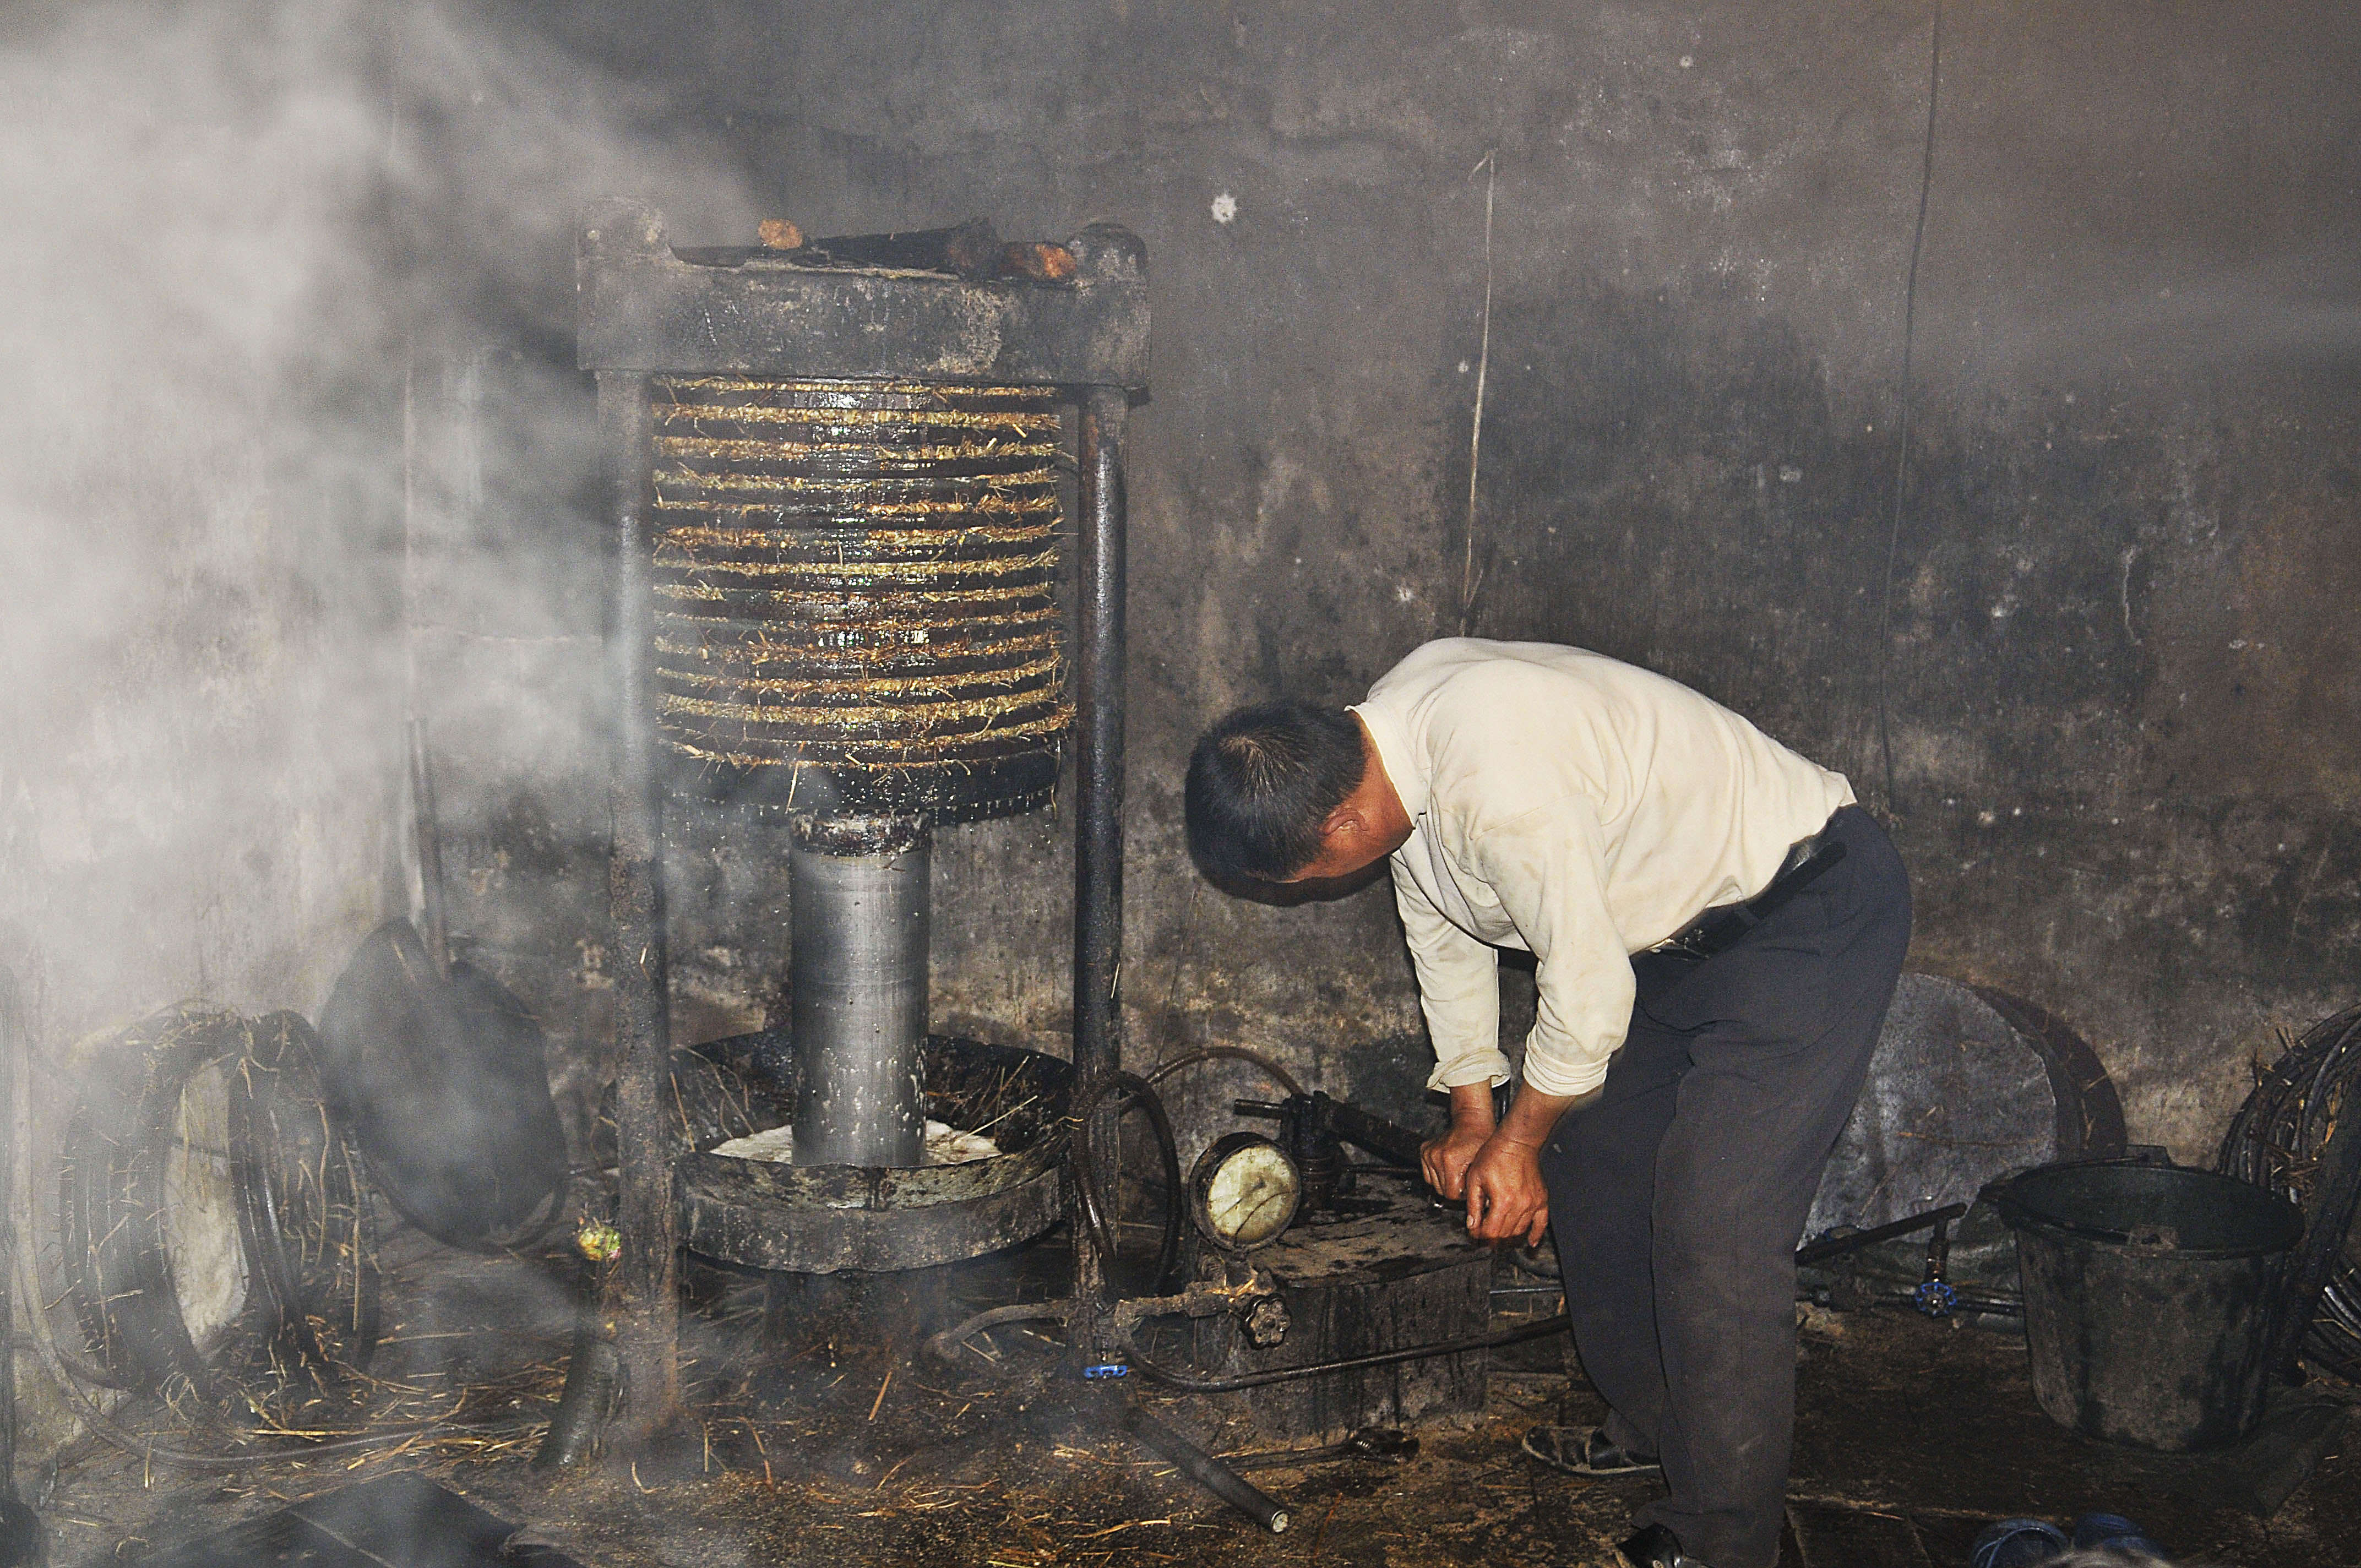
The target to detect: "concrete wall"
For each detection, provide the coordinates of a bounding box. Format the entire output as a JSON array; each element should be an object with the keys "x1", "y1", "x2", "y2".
[
  {"x1": 437, "y1": 0, "x2": 2361, "y2": 1161},
  {"x1": 0, "y1": 0, "x2": 2343, "y2": 1477}
]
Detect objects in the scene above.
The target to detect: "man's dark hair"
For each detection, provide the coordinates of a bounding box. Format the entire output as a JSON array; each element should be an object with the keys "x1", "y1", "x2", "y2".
[{"x1": 1184, "y1": 699, "x2": 1368, "y2": 881}]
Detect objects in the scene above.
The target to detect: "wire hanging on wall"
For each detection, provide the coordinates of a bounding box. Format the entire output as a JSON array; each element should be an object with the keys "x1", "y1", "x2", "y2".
[
  {"x1": 1459, "y1": 147, "x2": 1497, "y2": 638},
  {"x1": 1874, "y1": 1, "x2": 1943, "y2": 814}
]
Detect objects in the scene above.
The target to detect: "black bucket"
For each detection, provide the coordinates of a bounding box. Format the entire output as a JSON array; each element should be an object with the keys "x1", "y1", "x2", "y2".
[{"x1": 1985, "y1": 1161, "x2": 2302, "y2": 1451}]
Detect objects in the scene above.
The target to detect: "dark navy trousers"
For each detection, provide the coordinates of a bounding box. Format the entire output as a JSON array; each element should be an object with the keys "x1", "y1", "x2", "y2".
[{"x1": 1540, "y1": 804, "x2": 1911, "y2": 1568}]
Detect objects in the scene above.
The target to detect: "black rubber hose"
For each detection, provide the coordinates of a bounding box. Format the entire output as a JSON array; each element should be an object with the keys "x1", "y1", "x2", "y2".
[
  {"x1": 1071, "y1": 1071, "x2": 1184, "y2": 1295},
  {"x1": 1793, "y1": 1203, "x2": 1969, "y2": 1267},
  {"x1": 1504, "y1": 1243, "x2": 1562, "y2": 1279},
  {"x1": 926, "y1": 1299, "x2": 1076, "y2": 1364},
  {"x1": 1142, "y1": 1047, "x2": 1304, "y2": 1102},
  {"x1": 1126, "y1": 1311, "x2": 1569, "y2": 1393}
]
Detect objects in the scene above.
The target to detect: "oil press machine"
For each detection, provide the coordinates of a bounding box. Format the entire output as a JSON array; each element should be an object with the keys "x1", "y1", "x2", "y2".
[
  {"x1": 575, "y1": 205, "x2": 1563, "y2": 1490},
  {"x1": 576, "y1": 200, "x2": 1146, "y2": 1428}
]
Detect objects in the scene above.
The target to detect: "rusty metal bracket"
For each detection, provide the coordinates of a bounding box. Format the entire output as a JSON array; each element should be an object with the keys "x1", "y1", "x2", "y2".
[
  {"x1": 924, "y1": 1266, "x2": 1277, "y2": 1369},
  {"x1": 578, "y1": 199, "x2": 1147, "y2": 389}
]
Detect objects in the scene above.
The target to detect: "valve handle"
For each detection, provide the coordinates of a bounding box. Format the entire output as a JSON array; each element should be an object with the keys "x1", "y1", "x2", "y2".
[{"x1": 1914, "y1": 1215, "x2": 1958, "y2": 1316}]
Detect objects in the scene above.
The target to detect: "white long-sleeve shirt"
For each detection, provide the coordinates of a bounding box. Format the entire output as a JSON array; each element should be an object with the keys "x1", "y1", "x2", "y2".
[{"x1": 1351, "y1": 640, "x2": 1856, "y2": 1098}]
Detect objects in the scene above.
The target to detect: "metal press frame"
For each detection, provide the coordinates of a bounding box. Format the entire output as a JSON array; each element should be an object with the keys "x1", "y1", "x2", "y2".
[{"x1": 577, "y1": 200, "x2": 1147, "y2": 1431}]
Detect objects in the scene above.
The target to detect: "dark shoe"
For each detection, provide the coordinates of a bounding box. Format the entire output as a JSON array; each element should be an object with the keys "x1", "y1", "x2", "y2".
[
  {"x1": 1970, "y1": 1518, "x2": 2068, "y2": 1568},
  {"x1": 1521, "y1": 1423, "x2": 1662, "y2": 1477},
  {"x1": 1618, "y1": 1522, "x2": 1711, "y2": 1568}
]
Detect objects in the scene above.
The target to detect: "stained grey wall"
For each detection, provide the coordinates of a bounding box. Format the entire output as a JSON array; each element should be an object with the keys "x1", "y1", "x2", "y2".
[{"x1": 440, "y1": 0, "x2": 2361, "y2": 1159}]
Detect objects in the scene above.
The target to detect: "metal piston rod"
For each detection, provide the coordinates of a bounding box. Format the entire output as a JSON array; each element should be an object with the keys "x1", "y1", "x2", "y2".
[{"x1": 789, "y1": 815, "x2": 931, "y2": 1168}]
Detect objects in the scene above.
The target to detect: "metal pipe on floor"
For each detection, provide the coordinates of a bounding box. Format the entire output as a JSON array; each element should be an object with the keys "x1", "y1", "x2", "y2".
[
  {"x1": 790, "y1": 815, "x2": 931, "y2": 1168},
  {"x1": 599, "y1": 368, "x2": 681, "y2": 1436},
  {"x1": 1123, "y1": 1404, "x2": 1290, "y2": 1534}
]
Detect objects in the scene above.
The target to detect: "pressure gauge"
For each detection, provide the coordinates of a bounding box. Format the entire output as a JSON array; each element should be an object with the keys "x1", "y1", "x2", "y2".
[{"x1": 1188, "y1": 1132, "x2": 1303, "y2": 1252}]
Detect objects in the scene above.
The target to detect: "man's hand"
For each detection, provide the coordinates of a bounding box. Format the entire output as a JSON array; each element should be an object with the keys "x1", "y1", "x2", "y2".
[
  {"x1": 1421, "y1": 1121, "x2": 1491, "y2": 1200},
  {"x1": 1434, "y1": 1082, "x2": 1577, "y2": 1249},
  {"x1": 1461, "y1": 1134, "x2": 1550, "y2": 1248},
  {"x1": 1421, "y1": 1082, "x2": 1497, "y2": 1200}
]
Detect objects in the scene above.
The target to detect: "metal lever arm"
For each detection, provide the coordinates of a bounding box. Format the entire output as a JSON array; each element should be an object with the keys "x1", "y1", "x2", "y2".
[
  {"x1": 1794, "y1": 1202, "x2": 1970, "y2": 1267},
  {"x1": 1233, "y1": 1093, "x2": 1433, "y2": 1167}
]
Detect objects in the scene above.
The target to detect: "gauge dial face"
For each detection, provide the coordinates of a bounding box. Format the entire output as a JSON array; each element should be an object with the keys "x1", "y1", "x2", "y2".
[{"x1": 1192, "y1": 1134, "x2": 1302, "y2": 1250}]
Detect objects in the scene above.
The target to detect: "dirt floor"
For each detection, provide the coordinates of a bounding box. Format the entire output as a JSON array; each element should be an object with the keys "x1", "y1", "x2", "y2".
[{"x1": 42, "y1": 1226, "x2": 2361, "y2": 1568}]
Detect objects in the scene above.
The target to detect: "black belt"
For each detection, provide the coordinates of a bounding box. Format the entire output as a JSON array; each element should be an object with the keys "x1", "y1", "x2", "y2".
[{"x1": 1651, "y1": 829, "x2": 1849, "y2": 962}]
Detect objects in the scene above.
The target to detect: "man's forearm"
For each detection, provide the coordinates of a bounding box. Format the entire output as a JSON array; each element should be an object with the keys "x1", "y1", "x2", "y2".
[
  {"x1": 1447, "y1": 1081, "x2": 1498, "y2": 1134},
  {"x1": 1444, "y1": 1080, "x2": 1573, "y2": 1248},
  {"x1": 1449, "y1": 1080, "x2": 1577, "y2": 1146},
  {"x1": 1493, "y1": 1085, "x2": 1576, "y2": 1148}
]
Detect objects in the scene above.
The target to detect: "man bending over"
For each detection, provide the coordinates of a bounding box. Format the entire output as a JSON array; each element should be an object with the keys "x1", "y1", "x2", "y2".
[{"x1": 1183, "y1": 638, "x2": 1911, "y2": 1568}]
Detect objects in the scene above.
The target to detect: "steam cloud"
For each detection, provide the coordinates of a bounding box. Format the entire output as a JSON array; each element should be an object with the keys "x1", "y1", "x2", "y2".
[
  {"x1": 0, "y1": 0, "x2": 768, "y2": 1461},
  {"x1": 0, "y1": 2, "x2": 754, "y2": 1048}
]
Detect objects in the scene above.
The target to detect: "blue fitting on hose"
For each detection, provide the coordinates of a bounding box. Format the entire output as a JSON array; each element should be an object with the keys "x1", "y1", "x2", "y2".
[
  {"x1": 1081, "y1": 1363, "x2": 1130, "y2": 1380},
  {"x1": 1913, "y1": 1278, "x2": 1959, "y2": 1317}
]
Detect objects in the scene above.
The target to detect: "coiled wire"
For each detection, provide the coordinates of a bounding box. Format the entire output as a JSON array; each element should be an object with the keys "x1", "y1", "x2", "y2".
[
  {"x1": 2217, "y1": 1004, "x2": 2361, "y2": 1381},
  {"x1": 1070, "y1": 1071, "x2": 1183, "y2": 1295},
  {"x1": 648, "y1": 375, "x2": 1073, "y2": 819}
]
